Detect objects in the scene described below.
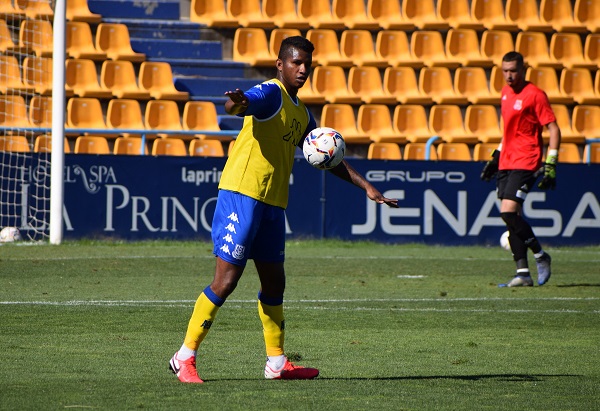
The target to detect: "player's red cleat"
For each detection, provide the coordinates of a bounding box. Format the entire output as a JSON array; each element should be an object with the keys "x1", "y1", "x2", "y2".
[
  {"x1": 169, "y1": 352, "x2": 204, "y2": 383},
  {"x1": 264, "y1": 358, "x2": 319, "y2": 380}
]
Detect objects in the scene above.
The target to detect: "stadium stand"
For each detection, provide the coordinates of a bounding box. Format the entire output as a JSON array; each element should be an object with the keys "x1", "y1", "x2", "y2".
[
  {"x1": 0, "y1": 55, "x2": 35, "y2": 94},
  {"x1": 65, "y1": 58, "x2": 113, "y2": 98},
  {"x1": 347, "y1": 66, "x2": 397, "y2": 104},
  {"x1": 366, "y1": 0, "x2": 415, "y2": 31},
  {"x1": 403, "y1": 143, "x2": 438, "y2": 160},
  {"x1": 189, "y1": 0, "x2": 238, "y2": 27},
  {"x1": 113, "y1": 137, "x2": 148, "y2": 155},
  {"x1": 34, "y1": 135, "x2": 71, "y2": 153},
  {"x1": 429, "y1": 104, "x2": 478, "y2": 144},
  {"x1": 375, "y1": 30, "x2": 424, "y2": 68},
  {"x1": 383, "y1": 67, "x2": 433, "y2": 105},
  {"x1": 66, "y1": 0, "x2": 102, "y2": 23},
  {"x1": 437, "y1": 0, "x2": 485, "y2": 31},
  {"x1": 228, "y1": 0, "x2": 275, "y2": 29},
  {"x1": 106, "y1": 99, "x2": 145, "y2": 138},
  {"x1": 74, "y1": 136, "x2": 110, "y2": 154},
  {"x1": 189, "y1": 139, "x2": 225, "y2": 157},
  {"x1": 437, "y1": 142, "x2": 472, "y2": 161},
  {"x1": 471, "y1": 0, "x2": 518, "y2": 31},
  {"x1": 403, "y1": 0, "x2": 450, "y2": 30},
  {"x1": 320, "y1": 104, "x2": 370, "y2": 144},
  {"x1": 332, "y1": 0, "x2": 379, "y2": 30},
  {"x1": 262, "y1": 0, "x2": 310, "y2": 29},
  {"x1": 340, "y1": 29, "x2": 388, "y2": 67},
  {"x1": 0, "y1": 95, "x2": 29, "y2": 129},
  {"x1": 298, "y1": 0, "x2": 346, "y2": 30},
  {"x1": 66, "y1": 21, "x2": 107, "y2": 60},
  {"x1": 357, "y1": 104, "x2": 405, "y2": 143},
  {"x1": 151, "y1": 137, "x2": 187, "y2": 156},
  {"x1": 0, "y1": 135, "x2": 30, "y2": 152},
  {"x1": 392, "y1": 104, "x2": 432, "y2": 144},
  {"x1": 367, "y1": 142, "x2": 402, "y2": 160},
  {"x1": 506, "y1": 0, "x2": 554, "y2": 32},
  {"x1": 306, "y1": 29, "x2": 353, "y2": 67}
]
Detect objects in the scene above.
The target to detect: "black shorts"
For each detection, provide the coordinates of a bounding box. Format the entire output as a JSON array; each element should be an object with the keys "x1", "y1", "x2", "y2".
[{"x1": 496, "y1": 170, "x2": 538, "y2": 204}]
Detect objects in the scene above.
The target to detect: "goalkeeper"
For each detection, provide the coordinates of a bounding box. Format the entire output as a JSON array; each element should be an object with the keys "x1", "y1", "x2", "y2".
[{"x1": 480, "y1": 51, "x2": 561, "y2": 288}]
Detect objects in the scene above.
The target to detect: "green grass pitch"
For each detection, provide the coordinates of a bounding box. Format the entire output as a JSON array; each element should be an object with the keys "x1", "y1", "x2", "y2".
[{"x1": 1, "y1": 240, "x2": 599, "y2": 410}]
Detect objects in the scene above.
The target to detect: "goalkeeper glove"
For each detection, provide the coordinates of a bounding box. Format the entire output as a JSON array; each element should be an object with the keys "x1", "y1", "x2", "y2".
[
  {"x1": 480, "y1": 149, "x2": 500, "y2": 182},
  {"x1": 538, "y1": 150, "x2": 557, "y2": 190}
]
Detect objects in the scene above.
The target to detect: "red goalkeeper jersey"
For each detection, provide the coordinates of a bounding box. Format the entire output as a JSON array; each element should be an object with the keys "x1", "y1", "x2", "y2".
[{"x1": 499, "y1": 82, "x2": 556, "y2": 171}]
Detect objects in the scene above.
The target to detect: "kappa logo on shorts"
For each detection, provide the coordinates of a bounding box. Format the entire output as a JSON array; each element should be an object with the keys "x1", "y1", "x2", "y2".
[
  {"x1": 227, "y1": 212, "x2": 239, "y2": 223},
  {"x1": 222, "y1": 233, "x2": 234, "y2": 244},
  {"x1": 225, "y1": 222, "x2": 237, "y2": 233},
  {"x1": 220, "y1": 244, "x2": 231, "y2": 255},
  {"x1": 232, "y1": 244, "x2": 245, "y2": 260}
]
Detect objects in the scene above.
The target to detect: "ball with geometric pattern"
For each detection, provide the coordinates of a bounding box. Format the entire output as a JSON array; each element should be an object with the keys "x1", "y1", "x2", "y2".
[{"x1": 302, "y1": 127, "x2": 346, "y2": 170}]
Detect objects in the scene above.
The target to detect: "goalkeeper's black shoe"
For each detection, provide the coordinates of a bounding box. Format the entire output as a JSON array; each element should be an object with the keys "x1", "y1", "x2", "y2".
[{"x1": 536, "y1": 253, "x2": 552, "y2": 286}]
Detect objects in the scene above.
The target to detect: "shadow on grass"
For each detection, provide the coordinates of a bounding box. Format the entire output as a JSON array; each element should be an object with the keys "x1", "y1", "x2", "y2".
[
  {"x1": 555, "y1": 283, "x2": 600, "y2": 288},
  {"x1": 317, "y1": 374, "x2": 581, "y2": 382}
]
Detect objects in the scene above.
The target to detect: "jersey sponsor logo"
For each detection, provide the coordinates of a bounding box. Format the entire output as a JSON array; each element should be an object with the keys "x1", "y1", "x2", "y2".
[
  {"x1": 232, "y1": 244, "x2": 245, "y2": 260},
  {"x1": 513, "y1": 99, "x2": 522, "y2": 110}
]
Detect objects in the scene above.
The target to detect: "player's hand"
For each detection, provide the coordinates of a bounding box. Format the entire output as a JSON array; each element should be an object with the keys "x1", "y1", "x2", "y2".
[
  {"x1": 480, "y1": 149, "x2": 500, "y2": 182},
  {"x1": 367, "y1": 187, "x2": 399, "y2": 208},
  {"x1": 538, "y1": 152, "x2": 557, "y2": 190},
  {"x1": 224, "y1": 89, "x2": 249, "y2": 107}
]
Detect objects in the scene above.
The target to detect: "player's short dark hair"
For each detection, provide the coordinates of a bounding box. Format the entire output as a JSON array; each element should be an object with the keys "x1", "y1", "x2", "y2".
[
  {"x1": 278, "y1": 36, "x2": 314, "y2": 60},
  {"x1": 502, "y1": 51, "x2": 525, "y2": 68}
]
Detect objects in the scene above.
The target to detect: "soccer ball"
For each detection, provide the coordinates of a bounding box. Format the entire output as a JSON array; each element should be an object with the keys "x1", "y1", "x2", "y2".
[
  {"x1": 500, "y1": 231, "x2": 511, "y2": 251},
  {"x1": 0, "y1": 226, "x2": 22, "y2": 243},
  {"x1": 302, "y1": 127, "x2": 345, "y2": 170}
]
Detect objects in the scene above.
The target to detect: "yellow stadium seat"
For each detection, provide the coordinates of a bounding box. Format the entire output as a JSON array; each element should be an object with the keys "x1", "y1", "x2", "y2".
[
  {"x1": 152, "y1": 138, "x2": 187, "y2": 156},
  {"x1": 34, "y1": 135, "x2": 71, "y2": 153},
  {"x1": 506, "y1": 0, "x2": 553, "y2": 32},
  {"x1": 543, "y1": 104, "x2": 584, "y2": 144},
  {"x1": 11, "y1": 18, "x2": 53, "y2": 57},
  {"x1": 367, "y1": 142, "x2": 402, "y2": 160},
  {"x1": 306, "y1": 29, "x2": 353, "y2": 67},
  {"x1": 437, "y1": 142, "x2": 472, "y2": 161},
  {"x1": 572, "y1": 105, "x2": 600, "y2": 141},
  {"x1": 96, "y1": 23, "x2": 145, "y2": 62},
  {"x1": 403, "y1": 0, "x2": 450, "y2": 30},
  {"x1": 455, "y1": 67, "x2": 499, "y2": 105},
  {"x1": 100, "y1": 60, "x2": 151, "y2": 100},
  {"x1": 393, "y1": 104, "x2": 432, "y2": 143},
  {"x1": 574, "y1": 0, "x2": 600, "y2": 34},
  {"x1": 65, "y1": 58, "x2": 113, "y2": 98},
  {"x1": 182, "y1": 101, "x2": 230, "y2": 141},
  {"x1": 106, "y1": 99, "x2": 145, "y2": 138},
  {"x1": 348, "y1": 66, "x2": 396, "y2": 104},
  {"x1": 74, "y1": 136, "x2": 110, "y2": 154},
  {"x1": 340, "y1": 29, "x2": 388, "y2": 67},
  {"x1": 471, "y1": 0, "x2": 519, "y2": 31},
  {"x1": 0, "y1": 55, "x2": 35, "y2": 94},
  {"x1": 23, "y1": 56, "x2": 58, "y2": 96},
  {"x1": 489, "y1": 65, "x2": 504, "y2": 98},
  {"x1": 375, "y1": 30, "x2": 423, "y2": 68},
  {"x1": 28, "y1": 95, "x2": 52, "y2": 129},
  {"x1": 298, "y1": 0, "x2": 346, "y2": 29},
  {"x1": 66, "y1": 21, "x2": 107, "y2": 61},
  {"x1": 383, "y1": 66, "x2": 432, "y2": 105},
  {"x1": 556, "y1": 143, "x2": 582, "y2": 164},
  {"x1": 144, "y1": 100, "x2": 183, "y2": 139},
  {"x1": 0, "y1": 135, "x2": 30, "y2": 152},
  {"x1": 366, "y1": 0, "x2": 415, "y2": 31},
  {"x1": 419, "y1": 67, "x2": 469, "y2": 105},
  {"x1": 228, "y1": 0, "x2": 275, "y2": 28},
  {"x1": 540, "y1": 0, "x2": 587, "y2": 33},
  {"x1": 66, "y1": 97, "x2": 107, "y2": 136},
  {"x1": 481, "y1": 30, "x2": 515, "y2": 67},
  {"x1": 269, "y1": 28, "x2": 302, "y2": 58},
  {"x1": 139, "y1": 62, "x2": 189, "y2": 101},
  {"x1": 358, "y1": 104, "x2": 405, "y2": 143},
  {"x1": 189, "y1": 139, "x2": 225, "y2": 157},
  {"x1": 23, "y1": 0, "x2": 53, "y2": 20},
  {"x1": 113, "y1": 137, "x2": 148, "y2": 155},
  {"x1": 320, "y1": 104, "x2": 370, "y2": 144},
  {"x1": 429, "y1": 104, "x2": 478, "y2": 144},
  {"x1": 437, "y1": 0, "x2": 485, "y2": 31},
  {"x1": 262, "y1": 0, "x2": 310, "y2": 29},
  {"x1": 297, "y1": 76, "x2": 326, "y2": 105},
  {"x1": 473, "y1": 142, "x2": 499, "y2": 161},
  {"x1": 412, "y1": 30, "x2": 460, "y2": 68},
  {"x1": 550, "y1": 33, "x2": 596, "y2": 70},
  {"x1": 583, "y1": 143, "x2": 600, "y2": 163},
  {"x1": 190, "y1": 0, "x2": 238, "y2": 27},
  {"x1": 516, "y1": 31, "x2": 561, "y2": 69},
  {"x1": 67, "y1": 0, "x2": 101, "y2": 22},
  {"x1": 0, "y1": 19, "x2": 15, "y2": 52},
  {"x1": 403, "y1": 143, "x2": 437, "y2": 160},
  {"x1": 0, "y1": 0, "x2": 26, "y2": 20},
  {"x1": 332, "y1": 0, "x2": 379, "y2": 30},
  {"x1": 560, "y1": 68, "x2": 600, "y2": 105},
  {"x1": 232, "y1": 27, "x2": 273, "y2": 66},
  {"x1": 584, "y1": 34, "x2": 600, "y2": 68},
  {"x1": 445, "y1": 28, "x2": 493, "y2": 68},
  {"x1": 465, "y1": 105, "x2": 503, "y2": 144},
  {"x1": 0, "y1": 95, "x2": 30, "y2": 129},
  {"x1": 526, "y1": 67, "x2": 573, "y2": 105},
  {"x1": 312, "y1": 65, "x2": 362, "y2": 104}
]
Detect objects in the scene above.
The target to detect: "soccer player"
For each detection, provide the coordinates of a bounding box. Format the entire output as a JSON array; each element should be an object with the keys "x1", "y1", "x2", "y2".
[
  {"x1": 169, "y1": 36, "x2": 399, "y2": 383},
  {"x1": 481, "y1": 51, "x2": 561, "y2": 287}
]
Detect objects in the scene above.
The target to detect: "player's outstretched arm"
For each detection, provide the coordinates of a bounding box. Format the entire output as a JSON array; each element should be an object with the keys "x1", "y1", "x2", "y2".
[
  {"x1": 329, "y1": 160, "x2": 399, "y2": 208},
  {"x1": 224, "y1": 88, "x2": 249, "y2": 115}
]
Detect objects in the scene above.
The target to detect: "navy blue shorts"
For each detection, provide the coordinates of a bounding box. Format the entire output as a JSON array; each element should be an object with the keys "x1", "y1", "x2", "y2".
[{"x1": 211, "y1": 190, "x2": 286, "y2": 266}]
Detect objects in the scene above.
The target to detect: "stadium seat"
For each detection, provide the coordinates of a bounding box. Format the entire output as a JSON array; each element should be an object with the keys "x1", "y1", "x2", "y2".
[
  {"x1": 584, "y1": 34, "x2": 600, "y2": 68},
  {"x1": 506, "y1": 0, "x2": 553, "y2": 32},
  {"x1": 540, "y1": 0, "x2": 587, "y2": 33},
  {"x1": 574, "y1": 0, "x2": 600, "y2": 33},
  {"x1": 65, "y1": 58, "x2": 113, "y2": 98},
  {"x1": 473, "y1": 142, "x2": 499, "y2": 161},
  {"x1": 0, "y1": 135, "x2": 30, "y2": 152},
  {"x1": 455, "y1": 67, "x2": 499, "y2": 105},
  {"x1": 262, "y1": 0, "x2": 309, "y2": 29},
  {"x1": 340, "y1": 30, "x2": 388, "y2": 67},
  {"x1": 298, "y1": 0, "x2": 346, "y2": 29},
  {"x1": 0, "y1": 55, "x2": 35, "y2": 94},
  {"x1": 269, "y1": 28, "x2": 302, "y2": 58},
  {"x1": 464, "y1": 104, "x2": 503, "y2": 143},
  {"x1": 556, "y1": 143, "x2": 582, "y2": 164},
  {"x1": 429, "y1": 104, "x2": 478, "y2": 144},
  {"x1": 526, "y1": 67, "x2": 573, "y2": 105},
  {"x1": 189, "y1": 0, "x2": 239, "y2": 27},
  {"x1": 481, "y1": 30, "x2": 516, "y2": 67},
  {"x1": 106, "y1": 99, "x2": 145, "y2": 138},
  {"x1": 297, "y1": 76, "x2": 327, "y2": 105},
  {"x1": 227, "y1": 139, "x2": 236, "y2": 155},
  {"x1": 182, "y1": 101, "x2": 231, "y2": 141},
  {"x1": 96, "y1": 23, "x2": 146, "y2": 62},
  {"x1": 74, "y1": 136, "x2": 110, "y2": 154},
  {"x1": 366, "y1": 0, "x2": 415, "y2": 30},
  {"x1": 144, "y1": 100, "x2": 183, "y2": 139},
  {"x1": 100, "y1": 60, "x2": 151, "y2": 100},
  {"x1": 113, "y1": 137, "x2": 148, "y2": 155},
  {"x1": 357, "y1": 104, "x2": 405, "y2": 143},
  {"x1": 151, "y1": 137, "x2": 187, "y2": 156},
  {"x1": 516, "y1": 31, "x2": 561, "y2": 69},
  {"x1": 320, "y1": 104, "x2": 370, "y2": 144},
  {"x1": 189, "y1": 139, "x2": 225, "y2": 157},
  {"x1": 437, "y1": 0, "x2": 485, "y2": 30},
  {"x1": 232, "y1": 28, "x2": 274, "y2": 66},
  {"x1": 445, "y1": 29, "x2": 493, "y2": 68},
  {"x1": 403, "y1": 143, "x2": 437, "y2": 160},
  {"x1": 544, "y1": 104, "x2": 584, "y2": 144},
  {"x1": 572, "y1": 105, "x2": 600, "y2": 141},
  {"x1": 550, "y1": 33, "x2": 596, "y2": 70},
  {"x1": 419, "y1": 67, "x2": 469, "y2": 105},
  {"x1": 138, "y1": 62, "x2": 189, "y2": 101},
  {"x1": 383, "y1": 66, "x2": 433, "y2": 105},
  {"x1": 23, "y1": 0, "x2": 53, "y2": 20},
  {"x1": 10, "y1": 19, "x2": 53, "y2": 57},
  {"x1": 28, "y1": 95, "x2": 52, "y2": 129},
  {"x1": 392, "y1": 104, "x2": 432, "y2": 143},
  {"x1": 306, "y1": 29, "x2": 353, "y2": 67},
  {"x1": 347, "y1": 66, "x2": 396, "y2": 104},
  {"x1": 375, "y1": 30, "x2": 423, "y2": 68},
  {"x1": 66, "y1": 21, "x2": 107, "y2": 61},
  {"x1": 34, "y1": 134, "x2": 71, "y2": 153},
  {"x1": 402, "y1": 0, "x2": 449, "y2": 30},
  {"x1": 560, "y1": 68, "x2": 600, "y2": 105},
  {"x1": 437, "y1": 142, "x2": 472, "y2": 161},
  {"x1": 583, "y1": 143, "x2": 600, "y2": 163},
  {"x1": 332, "y1": 0, "x2": 379, "y2": 30},
  {"x1": 0, "y1": 95, "x2": 30, "y2": 129},
  {"x1": 66, "y1": 97, "x2": 107, "y2": 136},
  {"x1": 66, "y1": 0, "x2": 101, "y2": 23},
  {"x1": 471, "y1": 0, "x2": 519, "y2": 31},
  {"x1": 411, "y1": 30, "x2": 460, "y2": 68},
  {"x1": 489, "y1": 65, "x2": 505, "y2": 98},
  {"x1": 0, "y1": 19, "x2": 15, "y2": 52},
  {"x1": 367, "y1": 142, "x2": 402, "y2": 160},
  {"x1": 0, "y1": 0, "x2": 25, "y2": 20},
  {"x1": 227, "y1": 0, "x2": 275, "y2": 28},
  {"x1": 311, "y1": 65, "x2": 361, "y2": 104}
]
